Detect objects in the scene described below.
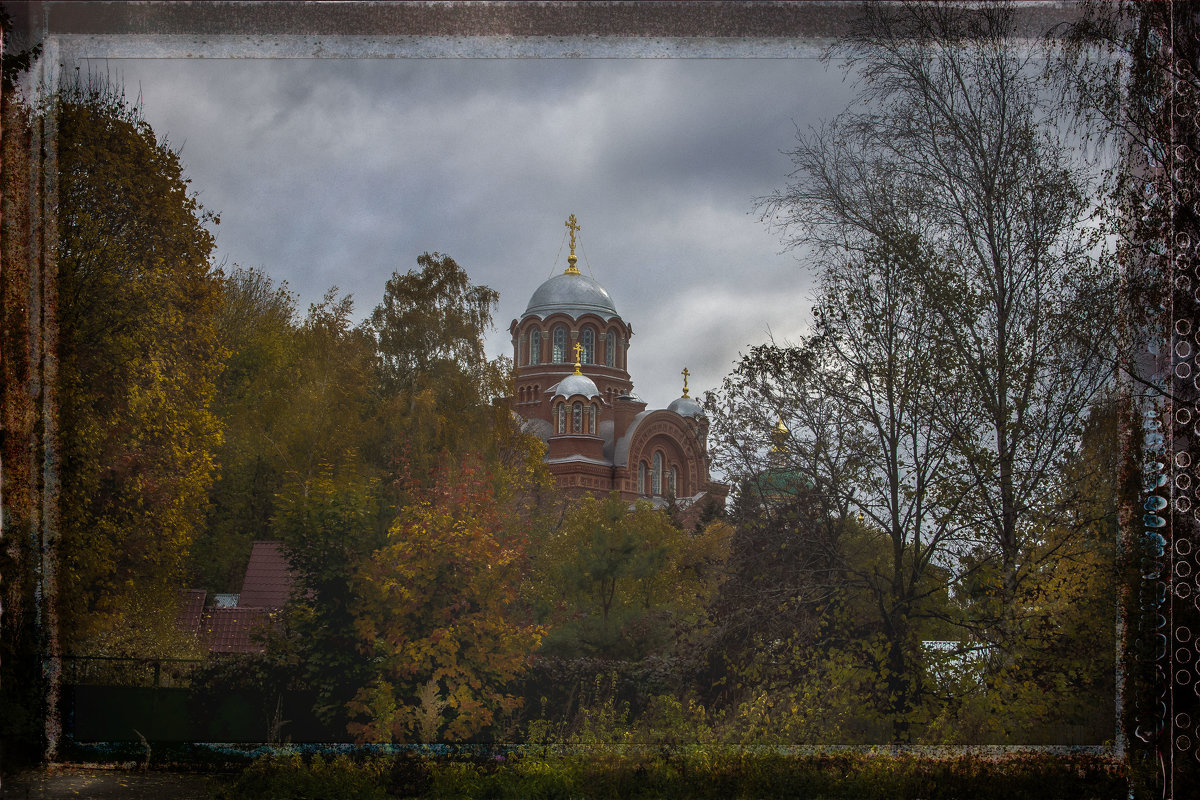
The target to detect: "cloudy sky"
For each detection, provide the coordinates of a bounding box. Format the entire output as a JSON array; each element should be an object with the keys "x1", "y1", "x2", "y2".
[{"x1": 69, "y1": 54, "x2": 854, "y2": 407}]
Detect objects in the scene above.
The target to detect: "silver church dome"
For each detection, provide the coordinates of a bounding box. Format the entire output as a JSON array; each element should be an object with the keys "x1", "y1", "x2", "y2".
[
  {"x1": 552, "y1": 373, "x2": 601, "y2": 399},
  {"x1": 524, "y1": 271, "x2": 620, "y2": 321},
  {"x1": 668, "y1": 395, "x2": 705, "y2": 419}
]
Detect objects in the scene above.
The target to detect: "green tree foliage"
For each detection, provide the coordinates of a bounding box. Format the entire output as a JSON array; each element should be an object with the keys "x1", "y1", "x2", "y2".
[
  {"x1": 54, "y1": 76, "x2": 224, "y2": 652},
  {"x1": 368, "y1": 253, "x2": 514, "y2": 483},
  {"x1": 348, "y1": 457, "x2": 543, "y2": 743},
  {"x1": 370, "y1": 251, "x2": 498, "y2": 393},
  {"x1": 195, "y1": 279, "x2": 376, "y2": 600},
  {"x1": 191, "y1": 267, "x2": 299, "y2": 592},
  {"x1": 275, "y1": 290, "x2": 378, "y2": 483},
  {"x1": 945, "y1": 395, "x2": 1120, "y2": 744},
  {"x1": 530, "y1": 494, "x2": 730, "y2": 661},
  {"x1": 257, "y1": 254, "x2": 552, "y2": 738},
  {"x1": 811, "y1": 236, "x2": 970, "y2": 741},
  {"x1": 263, "y1": 290, "x2": 382, "y2": 730},
  {"x1": 275, "y1": 464, "x2": 382, "y2": 729},
  {"x1": 695, "y1": 486, "x2": 832, "y2": 712},
  {"x1": 732, "y1": 640, "x2": 888, "y2": 744},
  {"x1": 249, "y1": 291, "x2": 381, "y2": 729}
]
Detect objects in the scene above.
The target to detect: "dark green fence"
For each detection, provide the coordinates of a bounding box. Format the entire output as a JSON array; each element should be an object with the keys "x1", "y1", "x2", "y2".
[{"x1": 62, "y1": 656, "x2": 349, "y2": 743}]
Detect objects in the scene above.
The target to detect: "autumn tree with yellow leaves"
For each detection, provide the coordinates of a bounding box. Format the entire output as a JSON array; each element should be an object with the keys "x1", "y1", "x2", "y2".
[
  {"x1": 529, "y1": 493, "x2": 731, "y2": 662},
  {"x1": 348, "y1": 457, "x2": 544, "y2": 742},
  {"x1": 54, "y1": 76, "x2": 225, "y2": 653}
]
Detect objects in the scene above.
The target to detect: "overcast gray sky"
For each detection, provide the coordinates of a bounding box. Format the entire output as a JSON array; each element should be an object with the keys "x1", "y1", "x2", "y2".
[{"x1": 77, "y1": 55, "x2": 852, "y2": 408}]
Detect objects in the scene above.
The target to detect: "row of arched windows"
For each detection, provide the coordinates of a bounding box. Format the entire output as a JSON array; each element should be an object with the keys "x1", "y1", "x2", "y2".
[
  {"x1": 555, "y1": 400, "x2": 599, "y2": 435},
  {"x1": 637, "y1": 451, "x2": 680, "y2": 498},
  {"x1": 522, "y1": 324, "x2": 621, "y2": 368},
  {"x1": 516, "y1": 384, "x2": 542, "y2": 404}
]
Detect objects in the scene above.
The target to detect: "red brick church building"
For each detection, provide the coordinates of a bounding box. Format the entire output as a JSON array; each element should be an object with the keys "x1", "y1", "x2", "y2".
[{"x1": 509, "y1": 216, "x2": 727, "y2": 514}]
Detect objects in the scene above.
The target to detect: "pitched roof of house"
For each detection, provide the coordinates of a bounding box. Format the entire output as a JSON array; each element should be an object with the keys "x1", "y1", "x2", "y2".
[
  {"x1": 238, "y1": 540, "x2": 296, "y2": 609},
  {"x1": 203, "y1": 606, "x2": 272, "y2": 654},
  {"x1": 176, "y1": 589, "x2": 207, "y2": 638},
  {"x1": 178, "y1": 541, "x2": 298, "y2": 655}
]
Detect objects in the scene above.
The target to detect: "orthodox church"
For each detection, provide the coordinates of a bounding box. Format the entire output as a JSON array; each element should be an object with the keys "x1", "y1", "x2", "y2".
[{"x1": 508, "y1": 216, "x2": 727, "y2": 516}]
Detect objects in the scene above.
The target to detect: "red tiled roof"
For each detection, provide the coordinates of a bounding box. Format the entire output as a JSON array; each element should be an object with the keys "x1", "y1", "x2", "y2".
[
  {"x1": 202, "y1": 606, "x2": 272, "y2": 654},
  {"x1": 177, "y1": 541, "x2": 298, "y2": 654},
  {"x1": 238, "y1": 541, "x2": 296, "y2": 609},
  {"x1": 176, "y1": 589, "x2": 207, "y2": 638}
]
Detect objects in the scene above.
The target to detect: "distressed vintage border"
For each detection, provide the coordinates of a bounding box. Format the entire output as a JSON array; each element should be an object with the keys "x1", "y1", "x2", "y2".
[{"x1": 6, "y1": 0, "x2": 1157, "y2": 778}]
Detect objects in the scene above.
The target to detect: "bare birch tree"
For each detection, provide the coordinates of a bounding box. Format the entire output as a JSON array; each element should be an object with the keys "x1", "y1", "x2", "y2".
[
  {"x1": 707, "y1": 233, "x2": 974, "y2": 741},
  {"x1": 757, "y1": 1, "x2": 1118, "y2": 625}
]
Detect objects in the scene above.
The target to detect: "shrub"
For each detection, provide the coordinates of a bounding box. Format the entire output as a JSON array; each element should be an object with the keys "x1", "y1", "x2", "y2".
[
  {"x1": 214, "y1": 752, "x2": 389, "y2": 800},
  {"x1": 213, "y1": 747, "x2": 1128, "y2": 800}
]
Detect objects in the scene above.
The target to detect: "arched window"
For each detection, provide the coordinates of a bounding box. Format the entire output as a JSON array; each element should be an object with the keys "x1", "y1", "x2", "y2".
[
  {"x1": 573, "y1": 401, "x2": 582, "y2": 433},
  {"x1": 605, "y1": 331, "x2": 616, "y2": 368},
  {"x1": 652, "y1": 452, "x2": 663, "y2": 496},
  {"x1": 669, "y1": 466, "x2": 678, "y2": 497},
  {"x1": 581, "y1": 327, "x2": 595, "y2": 364},
  {"x1": 557, "y1": 403, "x2": 566, "y2": 434},
  {"x1": 553, "y1": 325, "x2": 568, "y2": 362},
  {"x1": 588, "y1": 404, "x2": 596, "y2": 434},
  {"x1": 530, "y1": 329, "x2": 541, "y2": 365},
  {"x1": 518, "y1": 333, "x2": 526, "y2": 366},
  {"x1": 638, "y1": 462, "x2": 647, "y2": 495}
]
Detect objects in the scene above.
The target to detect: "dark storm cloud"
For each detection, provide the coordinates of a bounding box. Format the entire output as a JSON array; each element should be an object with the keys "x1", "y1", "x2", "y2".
[
  {"x1": 97, "y1": 56, "x2": 851, "y2": 406},
  {"x1": 587, "y1": 61, "x2": 828, "y2": 196}
]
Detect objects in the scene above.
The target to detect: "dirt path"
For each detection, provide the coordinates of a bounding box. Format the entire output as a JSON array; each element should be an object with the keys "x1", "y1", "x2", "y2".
[{"x1": 2, "y1": 769, "x2": 219, "y2": 800}]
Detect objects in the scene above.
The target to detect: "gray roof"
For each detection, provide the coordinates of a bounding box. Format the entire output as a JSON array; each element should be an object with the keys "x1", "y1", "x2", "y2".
[
  {"x1": 552, "y1": 373, "x2": 601, "y2": 399},
  {"x1": 667, "y1": 396, "x2": 705, "y2": 418},
  {"x1": 612, "y1": 409, "x2": 655, "y2": 466},
  {"x1": 522, "y1": 417, "x2": 553, "y2": 443},
  {"x1": 524, "y1": 271, "x2": 621, "y2": 321},
  {"x1": 546, "y1": 455, "x2": 611, "y2": 466}
]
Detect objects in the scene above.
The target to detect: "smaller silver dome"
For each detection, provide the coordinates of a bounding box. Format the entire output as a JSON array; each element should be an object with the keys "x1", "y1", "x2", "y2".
[
  {"x1": 668, "y1": 396, "x2": 705, "y2": 418},
  {"x1": 552, "y1": 373, "x2": 600, "y2": 399}
]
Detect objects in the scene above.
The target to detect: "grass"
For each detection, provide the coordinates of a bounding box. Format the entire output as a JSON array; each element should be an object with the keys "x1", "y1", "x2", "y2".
[{"x1": 208, "y1": 747, "x2": 1128, "y2": 800}]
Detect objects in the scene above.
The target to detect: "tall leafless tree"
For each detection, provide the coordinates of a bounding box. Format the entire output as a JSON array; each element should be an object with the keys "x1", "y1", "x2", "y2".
[
  {"x1": 757, "y1": 2, "x2": 1119, "y2": 623},
  {"x1": 707, "y1": 232, "x2": 976, "y2": 741}
]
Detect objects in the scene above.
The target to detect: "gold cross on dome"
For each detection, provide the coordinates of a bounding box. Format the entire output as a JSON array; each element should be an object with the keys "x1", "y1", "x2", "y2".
[
  {"x1": 573, "y1": 342, "x2": 584, "y2": 374},
  {"x1": 565, "y1": 214, "x2": 581, "y2": 251},
  {"x1": 564, "y1": 214, "x2": 581, "y2": 274},
  {"x1": 681, "y1": 367, "x2": 691, "y2": 398}
]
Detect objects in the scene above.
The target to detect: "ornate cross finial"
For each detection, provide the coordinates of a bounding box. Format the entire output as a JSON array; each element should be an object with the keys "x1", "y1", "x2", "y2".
[
  {"x1": 573, "y1": 342, "x2": 584, "y2": 374},
  {"x1": 770, "y1": 414, "x2": 790, "y2": 454},
  {"x1": 681, "y1": 367, "x2": 691, "y2": 398},
  {"x1": 566, "y1": 214, "x2": 580, "y2": 252},
  {"x1": 564, "y1": 214, "x2": 581, "y2": 274}
]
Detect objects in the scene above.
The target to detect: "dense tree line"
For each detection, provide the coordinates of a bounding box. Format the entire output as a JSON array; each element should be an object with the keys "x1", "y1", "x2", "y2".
[{"x1": 55, "y1": 76, "x2": 227, "y2": 654}]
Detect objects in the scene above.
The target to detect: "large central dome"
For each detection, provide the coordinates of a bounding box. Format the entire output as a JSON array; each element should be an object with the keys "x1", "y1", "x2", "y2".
[{"x1": 523, "y1": 271, "x2": 621, "y2": 321}]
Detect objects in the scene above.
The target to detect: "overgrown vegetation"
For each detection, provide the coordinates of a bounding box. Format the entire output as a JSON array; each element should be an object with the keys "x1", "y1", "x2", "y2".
[{"x1": 212, "y1": 749, "x2": 1127, "y2": 800}]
